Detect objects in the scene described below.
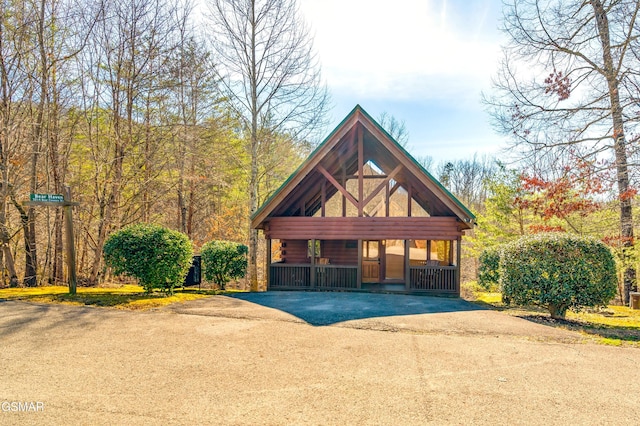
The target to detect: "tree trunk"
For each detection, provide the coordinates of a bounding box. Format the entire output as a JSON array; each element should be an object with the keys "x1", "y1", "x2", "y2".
[
  {"x1": 592, "y1": 0, "x2": 637, "y2": 304},
  {"x1": 549, "y1": 304, "x2": 567, "y2": 320},
  {"x1": 248, "y1": 0, "x2": 259, "y2": 292}
]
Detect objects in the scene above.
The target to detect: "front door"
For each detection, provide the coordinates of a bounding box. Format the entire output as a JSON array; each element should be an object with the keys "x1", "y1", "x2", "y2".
[{"x1": 362, "y1": 240, "x2": 381, "y2": 282}]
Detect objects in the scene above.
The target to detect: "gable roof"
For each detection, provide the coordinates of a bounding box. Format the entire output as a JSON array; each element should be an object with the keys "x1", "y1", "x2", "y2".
[{"x1": 251, "y1": 105, "x2": 475, "y2": 230}]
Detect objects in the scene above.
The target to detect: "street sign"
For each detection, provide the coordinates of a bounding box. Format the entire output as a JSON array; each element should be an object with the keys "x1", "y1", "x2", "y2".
[
  {"x1": 25, "y1": 188, "x2": 79, "y2": 294},
  {"x1": 30, "y1": 193, "x2": 65, "y2": 203}
]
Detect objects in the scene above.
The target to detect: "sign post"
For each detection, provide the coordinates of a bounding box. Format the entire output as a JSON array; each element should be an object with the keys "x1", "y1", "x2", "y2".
[
  {"x1": 25, "y1": 187, "x2": 79, "y2": 294},
  {"x1": 63, "y1": 187, "x2": 77, "y2": 295}
]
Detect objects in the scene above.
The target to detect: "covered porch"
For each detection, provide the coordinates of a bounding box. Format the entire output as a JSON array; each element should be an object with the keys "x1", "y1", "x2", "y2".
[{"x1": 264, "y1": 217, "x2": 462, "y2": 295}]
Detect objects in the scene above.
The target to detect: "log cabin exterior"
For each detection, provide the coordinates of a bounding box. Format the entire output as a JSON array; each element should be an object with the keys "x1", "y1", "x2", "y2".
[{"x1": 251, "y1": 105, "x2": 475, "y2": 296}]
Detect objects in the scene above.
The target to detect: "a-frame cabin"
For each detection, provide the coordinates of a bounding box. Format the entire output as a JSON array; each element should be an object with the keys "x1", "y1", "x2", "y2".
[{"x1": 251, "y1": 105, "x2": 475, "y2": 295}]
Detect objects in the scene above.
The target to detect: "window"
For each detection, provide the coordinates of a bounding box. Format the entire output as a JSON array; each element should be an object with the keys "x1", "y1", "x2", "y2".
[{"x1": 307, "y1": 240, "x2": 321, "y2": 258}]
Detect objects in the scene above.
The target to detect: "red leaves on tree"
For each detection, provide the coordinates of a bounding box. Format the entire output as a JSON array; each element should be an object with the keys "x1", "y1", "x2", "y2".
[
  {"x1": 517, "y1": 158, "x2": 608, "y2": 224},
  {"x1": 602, "y1": 235, "x2": 635, "y2": 248},
  {"x1": 620, "y1": 187, "x2": 638, "y2": 201},
  {"x1": 529, "y1": 224, "x2": 565, "y2": 233},
  {"x1": 544, "y1": 69, "x2": 571, "y2": 101}
]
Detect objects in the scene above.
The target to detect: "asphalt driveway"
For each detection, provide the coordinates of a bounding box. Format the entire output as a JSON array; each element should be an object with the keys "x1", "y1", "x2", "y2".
[{"x1": 1, "y1": 292, "x2": 639, "y2": 425}]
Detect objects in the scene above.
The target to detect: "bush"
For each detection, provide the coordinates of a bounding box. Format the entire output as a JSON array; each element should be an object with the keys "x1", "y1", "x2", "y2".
[
  {"x1": 478, "y1": 247, "x2": 501, "y2": 290},
  {"x1": 104, "y1": 223, "x2": 193, "y2": 294},
  {"x1": 201, "y1": 240, "x2": 248, "y2": 290},
  {"x1": 500, "y1": 233, "x2": 617, "y2": 319}
]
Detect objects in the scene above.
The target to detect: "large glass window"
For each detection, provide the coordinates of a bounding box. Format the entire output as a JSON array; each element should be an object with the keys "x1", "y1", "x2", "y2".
[
  {"x1": 409, "y1": 240, "x2": 452, "y2": 266},
  {"x1": 385, "y1": 240, "x2": 404, "y2": 280},
  {"x1": 431, "y1": 240, "x2": 452, "y2": 265}
]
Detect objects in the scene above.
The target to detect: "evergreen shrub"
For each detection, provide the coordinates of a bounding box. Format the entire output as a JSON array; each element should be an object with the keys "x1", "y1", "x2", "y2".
[
  {"x1": 500, "y1": 233, "x2": 617, "y2": 319},
  {"x1": 201, "y1": 240, "x2": 248, "y2": 290},
  {"x1": 104, "y1": 223, "x2": 193, "y2": 294},
  {"x1": 478, "y1": 247, "x2": 501, "y2": 290}
]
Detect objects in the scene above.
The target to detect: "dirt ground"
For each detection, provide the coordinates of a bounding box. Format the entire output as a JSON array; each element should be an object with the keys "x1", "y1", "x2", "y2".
[{"x1": 1, "y1": 293, "x2": 639, "y2": 425}]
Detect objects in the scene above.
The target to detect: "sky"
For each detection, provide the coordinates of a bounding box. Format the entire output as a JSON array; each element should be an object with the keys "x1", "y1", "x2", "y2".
[{"x1": 298, "y1": 0, "x2": 507, "y2": 165}]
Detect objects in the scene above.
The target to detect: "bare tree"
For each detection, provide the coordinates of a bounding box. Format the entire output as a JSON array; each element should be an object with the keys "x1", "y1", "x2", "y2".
[
  {"x1": 377, "y1": 111, "x2": 409, "y2": 147},
  {"x1": 486, "y1": 0, "x2": 640, "y2": 303},
  {"x1": 168, "y1": 1, "x2": 221, "y2": 237},
  {"x1": 206, "y1": 0, "x2": 330, "y2": 291},
  {"x1": 436, "y1": 155, "x2": 496, "y2": 210},
  {"x1": 79, "y1": 0, "x2": 178, "y2": 284},
  {"x1": 0, "y1": 0, "x2": 35, "y2": 287}
]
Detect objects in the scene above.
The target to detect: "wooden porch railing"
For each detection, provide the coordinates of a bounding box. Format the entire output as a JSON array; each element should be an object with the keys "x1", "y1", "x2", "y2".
[
  {"x1": 270, "y1": 264, "x2": 358, "y2": 289},
  {"x1": 409, "y1": 266, "x2": 457, "y2": 292},
  {"x1": 315, "y1": 265, "x2": 358, "y2": 289},
  {"x1": 270, "y1": 264, "x2": 458, "y2": 293},
  {"x1": 270, "y1": 264, "x2": 311, "y2": 289}
]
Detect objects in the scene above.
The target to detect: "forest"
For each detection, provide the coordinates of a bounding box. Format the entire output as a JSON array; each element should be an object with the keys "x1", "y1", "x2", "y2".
[{"x1": 1, "y1": 0, "x2": 639, "y2": 303}]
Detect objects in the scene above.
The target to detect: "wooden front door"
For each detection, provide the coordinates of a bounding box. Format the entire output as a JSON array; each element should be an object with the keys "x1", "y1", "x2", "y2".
[{"x1": 362, "y1": 240, "x2": 381, "y2": 282}]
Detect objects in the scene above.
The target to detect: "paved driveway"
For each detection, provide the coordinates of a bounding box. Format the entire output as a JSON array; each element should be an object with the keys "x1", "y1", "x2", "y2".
[{"x1": 1, "y1": 292, "x2": 639, "y2": 425}]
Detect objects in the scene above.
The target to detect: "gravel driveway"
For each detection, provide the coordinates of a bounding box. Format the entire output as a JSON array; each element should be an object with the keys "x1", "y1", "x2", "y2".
[{"x1": 1, "y1": 292, "x2": 638, "y2": 425}]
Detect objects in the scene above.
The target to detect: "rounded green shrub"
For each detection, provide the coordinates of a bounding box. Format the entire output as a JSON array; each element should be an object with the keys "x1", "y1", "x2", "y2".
[
  {"x1": 103, "y1": 223, "x2": 193, "y2": 294},
  {"x1": 500, "y1": 233, "x2": 617, "y2": 319},
  {"x1": 201, "y1": 240, "x2": 248, "y2": 290},
  {"x1": 478, "y1": 247, "x2": 501, "y2": 290}
]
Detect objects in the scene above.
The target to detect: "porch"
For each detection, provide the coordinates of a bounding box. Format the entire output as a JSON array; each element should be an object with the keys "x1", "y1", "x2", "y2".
[
  {"x1": 266, "y1": 237, "x2": 460, "y2": 295},
  {"x1": 268, "y1": 263, "x2": 458, "y2": 294}
]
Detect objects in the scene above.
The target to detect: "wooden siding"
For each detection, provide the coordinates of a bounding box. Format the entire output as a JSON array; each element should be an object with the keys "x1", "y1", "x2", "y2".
[
  {"x1": 280, "y1": 240, "x2": 309, "y2": 264},
  {"x1": 322, "y1": 240, "x2": 358, "y2": 265},
  {"x1": 266, "y1": 217, "x2": 462, "y2": 240}
]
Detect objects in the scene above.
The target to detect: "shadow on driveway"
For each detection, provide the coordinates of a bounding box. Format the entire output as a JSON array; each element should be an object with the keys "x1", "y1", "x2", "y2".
[{"x1": 230, "y1": 291, "x2": 485, "y2": 326}]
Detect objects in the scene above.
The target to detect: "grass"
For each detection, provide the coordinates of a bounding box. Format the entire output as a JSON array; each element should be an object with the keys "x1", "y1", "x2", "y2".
[
  {"x1": 0, "y1": 285, "x2": 230, "y2": 310},
  {"x1": 464, "y1": 283, "x2": 640, "y2": 348}
]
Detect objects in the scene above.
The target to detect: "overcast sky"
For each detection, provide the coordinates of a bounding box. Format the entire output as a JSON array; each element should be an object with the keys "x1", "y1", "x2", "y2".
[{"x1": 299, "y1": 0, "x2": 507, "y2": 165}]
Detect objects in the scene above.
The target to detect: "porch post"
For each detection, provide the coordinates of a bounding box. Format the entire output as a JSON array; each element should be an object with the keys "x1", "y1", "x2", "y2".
[
  {"x1": 456, "y1": 237, "x2": 462, "y2": 295},
  {"x1": 357, "y1": 239, "x2": 362, "y2": 289},
  {"x1": 266, "y1": 238, "x2": 272, "y2": 290},
  {"x1": 310, "y1": 239, "x2": 316, "y2": 288},
  {"x1": 404, "y1": 239, "x2": 410, "y2": 290}
]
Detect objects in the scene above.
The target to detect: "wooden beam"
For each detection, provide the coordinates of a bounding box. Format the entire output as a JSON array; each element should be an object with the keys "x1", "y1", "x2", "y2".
[
  {"x1": 404, "y1": 240, "x2": 410, "y2": 290},
  {"x1": 321, "y1": 181, "x2": 326, "y2": 217},
  {"x1": 407, "y1": 184, "x2": 412, "y2": 217},
  {"x1": 357, "y1": 125, "x2": 364, "y2": 217},
  {"x1": 357, "y1": 240, "x2": 363, "y2": 289},
  {"x1": 385, "y1": 182, "x2": 390, "y2": 217},
  {"x1": 266, "y1": 238, "x2": 272, "y2": 289},
  {"x1": 361, "y1": 164, "x2": 403, "y2": 209},
  {"x1": 317, "y1": 165, "x2": 359, "y2": 208},
  {"x1": 341, "y1": 165, "x2": 347, "y2": 217},
  {"x1": 310, "y1": 239, "x2": 316, "y2": 288},
  {"x1": 389, "y1": 181, "x2": 401, "y2": 197},
  {"x1": 343, "y1": 175, "x2": 389, "y2": 180},
  {"x1": 456, "y1": 237, "x2": 462, "y2": 295}
]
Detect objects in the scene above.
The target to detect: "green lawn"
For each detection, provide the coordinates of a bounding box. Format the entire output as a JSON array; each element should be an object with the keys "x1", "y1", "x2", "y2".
[
  {"x1": 467, "y1": 288, "x2": 640, "y2": 347},
  {"x1": 0, "y1": 285, "x2": 225, "y2": 310}
]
